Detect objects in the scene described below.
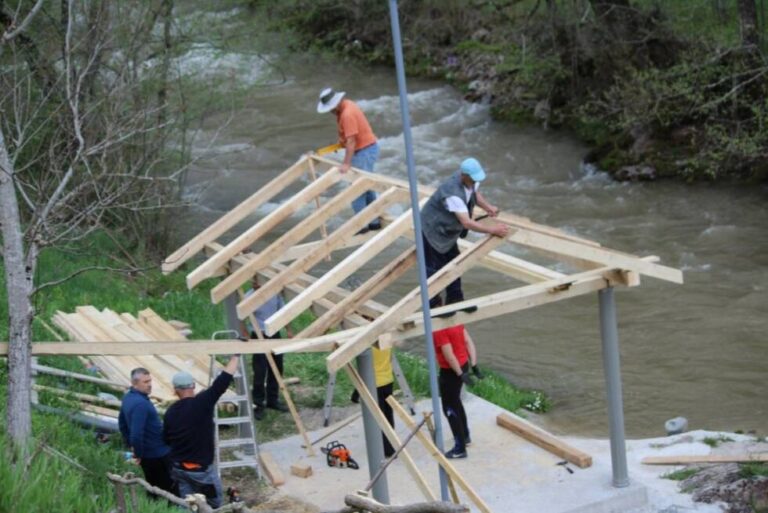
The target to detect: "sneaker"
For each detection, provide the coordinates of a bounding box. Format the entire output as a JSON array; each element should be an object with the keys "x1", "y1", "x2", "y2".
[
  {"x1": 252, "y1": 404, "x2": 264, "y2": 420},
  {"x1": 433, "y1": 311, "x2": 456, "y2": 319},
  {"x1": 356, "y1": 226, "x2": 370, "y2": 235},
  {"x1": 444, "y1": 447, "x2": 467, "y2": 459},
  {"x1": 461, "y1": 305, "x2": 478, "y2": 314},
  {"x1": 266, "y1": 401, "x2": 289, "y2": 412},
  {"x1": 368, "y1": 221, "x2": 382, "y2": 231}
]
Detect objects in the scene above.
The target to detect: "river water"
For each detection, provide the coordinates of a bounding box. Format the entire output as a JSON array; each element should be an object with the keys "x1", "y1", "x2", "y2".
[{"x1": 179, "y1": 21, "x2": 768, "y2": 439}]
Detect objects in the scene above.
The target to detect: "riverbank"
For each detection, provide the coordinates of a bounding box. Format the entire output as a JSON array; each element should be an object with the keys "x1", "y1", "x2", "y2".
[{"x1": 258, "y1": 0, "x2": 768, "y2": 182}]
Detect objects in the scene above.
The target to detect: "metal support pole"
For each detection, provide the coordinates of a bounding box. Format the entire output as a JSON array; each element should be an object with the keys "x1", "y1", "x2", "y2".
[
  {"x1": 357, "y1": 349, "x2": 389, "y2": 503},
  {"x1": 388, "y1": 0, "x2": 449, "y2": 500},
  {"x1": 598, "y1": 287, "x2": 630, "y2": 487}
]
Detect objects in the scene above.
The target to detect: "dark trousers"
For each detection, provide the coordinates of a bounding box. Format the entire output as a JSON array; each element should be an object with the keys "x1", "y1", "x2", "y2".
[
  {"x1": 140, "y1": 454, "x2": 175, "y2": 495},
  {"x1": 377, "y1": 383, "x2": 396, "y2": 458},
  {"x1": 423, "y1": 234, "x2": 463, "y2": 307},
  {"x1": 251, "y1": 331, "x2": 283, "y2": 406},
  {"x1": 439, "y1": 364, "x2": 470, "y2": 451}
]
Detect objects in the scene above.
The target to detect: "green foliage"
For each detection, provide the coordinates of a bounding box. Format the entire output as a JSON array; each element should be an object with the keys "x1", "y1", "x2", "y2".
[
  {"x1": 702, "y1": 435, "x2": 734, "y2": 448},
  {"x1": 740, "y1": 462, "x2": 768, "y2": 479},
  {"x1": 663, "y1": 467, "x2": 701, "y2": 481}
]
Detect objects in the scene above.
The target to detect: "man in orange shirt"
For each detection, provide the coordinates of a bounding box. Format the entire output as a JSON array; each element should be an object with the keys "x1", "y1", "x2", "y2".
[{"x1": 317, "y1": 87, "x2": 381, "y2": 232}]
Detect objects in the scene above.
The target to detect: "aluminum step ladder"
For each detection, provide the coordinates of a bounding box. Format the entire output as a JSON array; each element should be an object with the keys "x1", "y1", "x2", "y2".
[{"x1": 210, "y1": 330, "x2": 260, "y2": 476}]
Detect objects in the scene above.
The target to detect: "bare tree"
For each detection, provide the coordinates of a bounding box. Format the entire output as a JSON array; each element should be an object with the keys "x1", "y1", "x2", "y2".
[{"x1": 1, "y1": 0, "x2": 184, "y2": 449}]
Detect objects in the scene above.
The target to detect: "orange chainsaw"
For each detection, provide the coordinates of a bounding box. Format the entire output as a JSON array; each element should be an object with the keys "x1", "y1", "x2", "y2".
[{"x1": 321, "y1": 440, "x2": 359, "y2": 469}]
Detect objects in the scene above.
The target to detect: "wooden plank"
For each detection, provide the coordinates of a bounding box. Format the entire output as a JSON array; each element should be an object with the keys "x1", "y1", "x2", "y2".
[
  {"x1": 327, "y1": 235, "x2": 504, "y2": 373},
  {"x1": 273, "y1": 232, "x2": 376, "y2": 263},
  {"x1": 210, "y1": 177, "x2": 377, "y2": 303},
  {"x1": 258, "y1": 451, "x2": 285, "y2": 486},
  {"x1": 1, "y1": 339, "x2": 312, "y2": 356},
  {"x1": 239, "y1": 188, "x2": 409, "y2": 324},
  {"x1": 385, "y1": 268, "x2": 620, "y2": 343},
  {"x1": 297, "y1": 246, "x2": 417, "y2": 338},
  {"x1": 642, "y1": 454, "x2": 768, "y2": 465},
  {"x1": 344, "y1": 365, "x2": 437, "y2": 501},
  {"x1": 457, "y1": 238, "x2": 564, "y2": 282},
  {"x1": 496, "y1": 412, "x2": 592, "y2": 468},
  {"x1": 388, "y1": 396, "x2": 492, "y2": 513},
  {"x1": 162, "y1": 155, "x2": 309, "y2": 274},
  {"x1": 262, "y1": 193, "x2": 418, "y2": 334},
  {"x1": 188, "y1": 167, "x2": 344, "y2": 289},
  {"x1": 504, "y1": 226, "x2": 683, "y2": 284}
]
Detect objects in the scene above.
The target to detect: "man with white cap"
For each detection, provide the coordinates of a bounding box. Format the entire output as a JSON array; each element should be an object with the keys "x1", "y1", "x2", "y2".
[
  {"x1": 163, "y1": 355, "x2": 239, "y2": 508},
  {"x1": 317, "y1": 87, "x2": 381, "y2": 232},
  {"x1": 420, "y1": 158, "x2": 509, "y2": 308}
]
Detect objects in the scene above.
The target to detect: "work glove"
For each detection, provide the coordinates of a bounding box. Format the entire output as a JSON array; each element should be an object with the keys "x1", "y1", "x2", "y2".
[
  {"x1": 460, "y1": 372, "x2": 475, "y2": 387},
  {"x1": 472, "y1": 365, "x2": 484, "y2": 380}
]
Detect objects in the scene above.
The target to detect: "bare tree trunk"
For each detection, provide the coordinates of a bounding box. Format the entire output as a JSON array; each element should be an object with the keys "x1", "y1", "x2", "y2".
[
  {"x1": 0, "y1": 127, "x2": 34, "y2": 450},
  {"x1": 738, "y1": 0, "x2": 760, "y2": 48}
]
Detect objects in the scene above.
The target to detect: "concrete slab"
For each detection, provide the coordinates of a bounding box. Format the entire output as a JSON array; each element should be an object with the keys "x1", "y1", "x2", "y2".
[{"x1": 263, "y1": 392, "x2": 720, "y2": 512}]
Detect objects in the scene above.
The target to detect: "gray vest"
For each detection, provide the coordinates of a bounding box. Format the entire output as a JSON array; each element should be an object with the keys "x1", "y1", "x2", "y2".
[{"x1": 421, "y1": 172, "x2": 476, "y2": 254}]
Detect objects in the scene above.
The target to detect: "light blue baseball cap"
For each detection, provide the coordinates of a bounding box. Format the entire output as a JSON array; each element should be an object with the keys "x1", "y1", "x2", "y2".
[
  {"x1": 172, "y1": 371, "x2": 195, "y2": 389},
  {"x1": 460, "y1": 158, "x2": 486, "y2": 182}
]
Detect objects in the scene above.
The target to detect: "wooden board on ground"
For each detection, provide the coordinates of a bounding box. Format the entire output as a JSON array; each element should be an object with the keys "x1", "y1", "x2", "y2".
[
  {"x1": 259, "y1": 451, "x2": 286, "y2": 486},
  {"x1": 642, "y1": 454, "x2": 768, "y2": 465},
  {"x1": 496, "y1": 412, "x2": 592, "y2": 468}
]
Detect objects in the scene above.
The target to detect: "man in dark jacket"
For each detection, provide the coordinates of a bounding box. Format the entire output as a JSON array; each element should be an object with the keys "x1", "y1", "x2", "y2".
[
  {"x1": 420, "y1": 158, "x2": 509, "y2": 307},
  {"x1": 118, "y1": 368, "x2": 173, "y2": 493},
  {"x1": 163, "y1": 355, "x2": 239, "y2": 508}
]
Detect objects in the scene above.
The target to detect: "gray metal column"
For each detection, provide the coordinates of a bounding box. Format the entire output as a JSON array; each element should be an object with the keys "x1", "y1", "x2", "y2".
[
  {"x1": 357, "y1": 349, "x2": 389, "y2": 503},
  {"x1": 388, "y1": 0, "x2": 449, "y2": 500},
  {"x1": 598, "y1": 287, "x2": 630, "y2": 487}
]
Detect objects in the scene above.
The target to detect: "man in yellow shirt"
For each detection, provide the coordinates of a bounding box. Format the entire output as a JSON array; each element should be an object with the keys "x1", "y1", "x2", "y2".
[{"x1": 351, "y1": 346, "x2": 395, "y2": 458}]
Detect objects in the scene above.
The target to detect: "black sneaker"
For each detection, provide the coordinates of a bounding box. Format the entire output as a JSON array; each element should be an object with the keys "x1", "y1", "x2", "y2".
[
  {"x1": 368, "y1": 221, "x2": 382, "y2": 231},
  {"x1": 266, "y1": 401, "x2": 289, "y2": 412},
  {"x1": 252, "y1": 404, "x2": 264, "y2": 420},
  {"x1": 444, "y1": 447, "x2": 467, "y2": 459},
  {"x1": 433, "y1": 311, "x2": 456, "y2": 319},
  {"x1": 461, "y1": 305, "x2": 478, "y2": 314},
  {"x1": 356, "y1": 226, "x2": 370, "y2": 235}
]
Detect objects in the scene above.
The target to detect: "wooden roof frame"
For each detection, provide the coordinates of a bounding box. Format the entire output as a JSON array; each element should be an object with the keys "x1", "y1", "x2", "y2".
[{"x1": 163, "y1": 153, "x2": 683, "y2": 374}]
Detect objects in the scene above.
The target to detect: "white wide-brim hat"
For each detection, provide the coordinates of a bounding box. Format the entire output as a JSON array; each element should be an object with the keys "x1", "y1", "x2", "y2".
[{"x1": 317, "y1": 87, "x2": 346, "y2": 113}]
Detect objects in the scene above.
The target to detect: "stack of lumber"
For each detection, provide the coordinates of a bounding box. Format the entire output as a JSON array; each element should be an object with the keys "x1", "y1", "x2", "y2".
[{"x1": 52, "y1": 306, "x2": 219, "y2": 403}]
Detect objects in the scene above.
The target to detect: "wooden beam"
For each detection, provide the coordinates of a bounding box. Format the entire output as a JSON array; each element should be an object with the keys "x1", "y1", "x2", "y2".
[
  {"x1": 504, "y1": 225, "x2": 683, "y2": 284},
  {"x1": 263, "y1": 193, "x2": 419, "y2": 334},
  {"x1": 162, "y1": 155, "x2": 309, "y2": 274},
  {"x1": 1, "y1": 339, "x2": 310, "y2": 356},
  {"x1": 258, "y1": 451, "x2": 285, "y2": 486},
  {"x1": 388, "y1": 397, "x2": 492, "y2": 513},
  {"x1": 188, "y1": 167, "x2": 344, "y2": 290},
  {"x1": 297, "y1": 246, "x2": 417, "y2": 338},
  {"x1": 327, "y1": 235, "x2": 504, "y2": 374},
  {"x1": 344, "y1": 365, "x2": 437, "y2": 501},
  {"x1": 457, "y1": 238, "x2": 564, "y2": 283},
  {"x1": 210, "y1": 177, "x2": 377, "y2": 304},
  {"x1": 496, "y1": 413, "x2": 592, "y2": 468},
  {"x1": 240, "y1": 188, "x2": 410, "y2": 325},
  {"x1": 642, "y1": 454, "x2": 768, "y2": 465}
]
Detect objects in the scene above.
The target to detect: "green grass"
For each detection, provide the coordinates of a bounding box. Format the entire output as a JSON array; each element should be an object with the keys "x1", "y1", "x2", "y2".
[
  {"x1": 663, "y1": 467, "x2": 701, "y2": 481},
  {"x1": 702, "y1": 435, "x2": 734, "y2": 448},
  {"x1": 740, "y1": 462, "x2": 768, "y2": 479}
]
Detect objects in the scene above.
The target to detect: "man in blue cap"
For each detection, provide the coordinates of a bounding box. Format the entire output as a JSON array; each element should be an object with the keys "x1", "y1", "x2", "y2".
[{"x1": 420, "y1": 158, "x2": 509, "y2": 307}]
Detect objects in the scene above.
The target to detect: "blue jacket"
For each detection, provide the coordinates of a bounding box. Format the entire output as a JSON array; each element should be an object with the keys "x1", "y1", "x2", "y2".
[{"x1": 118, "y1": 388, "x2": 170, "y2": 459}]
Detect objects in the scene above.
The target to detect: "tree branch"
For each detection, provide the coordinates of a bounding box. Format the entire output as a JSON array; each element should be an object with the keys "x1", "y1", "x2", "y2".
[{"x1": 1, "y1": 0, "x2": 46, "y2": 43}]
